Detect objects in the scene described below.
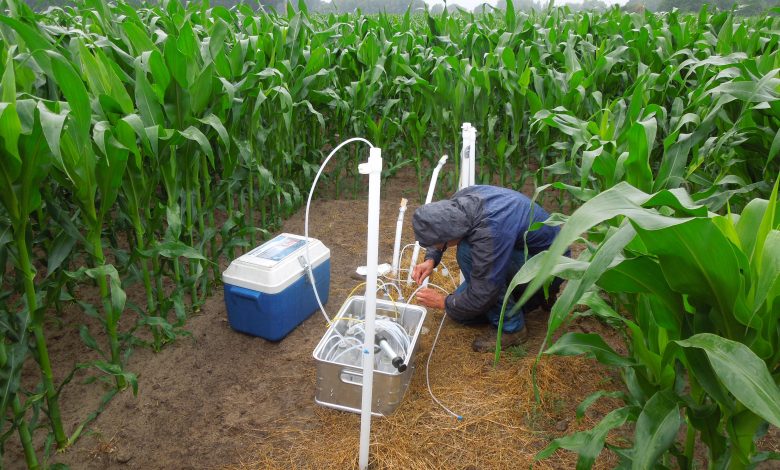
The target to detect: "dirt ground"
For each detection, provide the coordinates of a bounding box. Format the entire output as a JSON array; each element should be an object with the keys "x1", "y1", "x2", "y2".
[{"x1": 6, "y1": 168, "x2": 779, "y2": 469}]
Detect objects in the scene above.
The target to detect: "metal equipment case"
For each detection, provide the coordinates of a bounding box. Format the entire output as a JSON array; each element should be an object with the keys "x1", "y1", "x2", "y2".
[{"x1": 312, "y1": 296, "x2": 426, "y2": 416}]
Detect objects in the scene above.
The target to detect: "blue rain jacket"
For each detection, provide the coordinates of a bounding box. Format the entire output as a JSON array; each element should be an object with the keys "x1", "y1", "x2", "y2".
[{"x1": 412, "y1": 185, "x2": 561, "y2": 321}]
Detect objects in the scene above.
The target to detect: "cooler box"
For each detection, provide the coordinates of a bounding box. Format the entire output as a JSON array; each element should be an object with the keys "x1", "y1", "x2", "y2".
[{"x1": 222, "y1": 233, "x2": 330, "y2": 341}]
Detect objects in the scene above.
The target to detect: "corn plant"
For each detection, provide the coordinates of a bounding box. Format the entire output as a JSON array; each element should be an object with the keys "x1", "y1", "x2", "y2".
[{"x1": 503, "y1": 180, "x2": 780, "y2": 468}]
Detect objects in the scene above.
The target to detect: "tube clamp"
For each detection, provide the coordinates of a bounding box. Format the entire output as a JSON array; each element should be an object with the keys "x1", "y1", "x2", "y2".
[{"x1": 358, "y1": 148, "x2": 383, "y2": 175}]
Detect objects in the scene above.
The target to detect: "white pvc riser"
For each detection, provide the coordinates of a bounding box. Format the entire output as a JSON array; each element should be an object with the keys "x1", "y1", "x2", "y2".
[
  {"x1": 358, "y1": 147, "x2": 382, "y2": 470},
  {"x1": 405, "y1": 155, "x2": 449, "y2": 285}
]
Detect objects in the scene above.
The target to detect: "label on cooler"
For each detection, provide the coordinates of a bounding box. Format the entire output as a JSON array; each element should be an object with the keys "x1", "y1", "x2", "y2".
[{"x1": 248, "y1": 234, "x2": 307, "y2": 264}]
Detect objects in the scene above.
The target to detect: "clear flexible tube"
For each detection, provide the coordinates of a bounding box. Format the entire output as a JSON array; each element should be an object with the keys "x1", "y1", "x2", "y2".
[
  {"x1": 437, "y1": 261, "x2": 459, "y2": 291},
  {"x1": 376, "y1": 280, "x2": 403, "y2": 299},
  {"x1": 407, "y1": 282, "x2": 463, "y2": 420},
  {"x1": 331, "y1": 345, "x2": 363, "y2": 364},
  {"x1": 303, "y1": 137, "x2": 374, "y2": 326},
  {"x1": 426, "y1": 308, "x2": 461, "y2": 420},
  {"x1": 322, "y1": 315, "x2": 411, "y2": 364},
  {"x1": 381, "y1": 244, "x2": 418, "y2": 283}
]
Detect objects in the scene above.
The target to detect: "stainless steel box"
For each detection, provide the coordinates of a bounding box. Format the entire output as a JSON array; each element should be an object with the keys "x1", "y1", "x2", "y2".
[{"x1": 312, "y1": 296, "x2": 427, "y2": 416}]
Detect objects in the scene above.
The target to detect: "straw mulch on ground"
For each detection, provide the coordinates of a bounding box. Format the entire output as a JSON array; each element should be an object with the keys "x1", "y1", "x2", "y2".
[{"x1": 233, "y1": 248, "x2": 626, "y2": 470}]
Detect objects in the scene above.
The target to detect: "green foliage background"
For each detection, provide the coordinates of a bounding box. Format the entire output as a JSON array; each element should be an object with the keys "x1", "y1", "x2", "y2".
[{"x1": 0, "y1": 0, "x2": 778, "y2": 468}]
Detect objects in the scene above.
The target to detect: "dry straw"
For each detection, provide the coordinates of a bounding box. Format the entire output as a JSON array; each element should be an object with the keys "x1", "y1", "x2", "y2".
[{"x1": 229, "y1": 251, "x2": 625, "y2": 469}]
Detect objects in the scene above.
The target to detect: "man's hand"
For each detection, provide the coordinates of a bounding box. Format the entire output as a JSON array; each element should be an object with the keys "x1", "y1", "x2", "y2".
[
  {"x1": 412, "y1": 259, "x2": 435, "y2": 285},
  {"x1": 416, "y1": 288, "x2": 446, "y2": 310}
]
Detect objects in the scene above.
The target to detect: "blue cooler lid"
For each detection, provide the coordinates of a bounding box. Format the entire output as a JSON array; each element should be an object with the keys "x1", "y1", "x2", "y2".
[{"x1": 222, "y1": 233, "x2": 329, "y2": 294}]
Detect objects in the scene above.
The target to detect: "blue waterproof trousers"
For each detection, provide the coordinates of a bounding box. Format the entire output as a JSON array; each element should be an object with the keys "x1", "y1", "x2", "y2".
[{"x1": 453, "y1": 241, "x2": 565, "y2": 333}]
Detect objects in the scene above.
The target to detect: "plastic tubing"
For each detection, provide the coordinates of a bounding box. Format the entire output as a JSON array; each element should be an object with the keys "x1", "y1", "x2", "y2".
[
  {"x1": 303, "y1": 138, "x2": 374, "y2": 345},
  {"x1": 391, "y1": 198, "x2": 408, "y2": 277},
  {"x1": 322, "y1": 334, "x2": 362, "y2": 361},
  {"x1": 376, "y1": 280, "x2": 402, "y2": 300},
  {"x1": 381, "y1": 243, "x2": 417, "y2": 283},
  {"x1": 437, "y1": 261, "x2": 459, "y2": 290},
  {"x1": 330, "y1": 345, "x2": 363, "y2": 364},
  {"x1": 426, "y1": 307, "x2": 462, "y2": 420},
  {"x1": 304, "y1": 137, "x2": 374, "y2": 326},
  {"x1": 406, "y1": 155, "x2": 449, "y2": 284},
  {"x1": 330, "y1": 318, "x2": 410, "y2": 366},
  {"x1": 406, "y1": 282, "x2": 462, "y2": 420}
]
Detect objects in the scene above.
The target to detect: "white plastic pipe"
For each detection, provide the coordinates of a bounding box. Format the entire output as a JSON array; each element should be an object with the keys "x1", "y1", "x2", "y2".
[
  {"x1": 390, "y1": 198, "x2": 408, "y2": 279},
  {"x1": 406, "y1": 155, "x2": 448, "y2": 284},
  {"x1": 459, "y1": 124, "x2": 477, "y2": 284},
  {"x1": 358, "y1": 147, "x2": 383, "y2": 470},
  {"x1": 459, "y1": 123, "x2": 477, "y2": 190}
]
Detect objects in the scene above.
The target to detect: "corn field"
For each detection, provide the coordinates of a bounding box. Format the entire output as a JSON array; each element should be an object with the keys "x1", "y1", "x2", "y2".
[{"x1": 0, "y1": 0, "x2": 778, "y2": 468}]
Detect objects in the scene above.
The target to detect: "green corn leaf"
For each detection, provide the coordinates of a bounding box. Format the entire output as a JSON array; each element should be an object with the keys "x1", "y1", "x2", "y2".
[
  {"x1": 679, "y1": 347, "x2": 734, "y2": 411},
  {"x1": 135, "y1": 68, "x2": 164, "y2": 127},
  {"x1": 753, "y1": 230, "x2": 780, "y2": 316},
  {"x1": 177, "y1": 22, "x2": 198, "y2": 58},
  {"x1": 768, "y1": 128, "x2": 780, "y2": 168},
  {"x1": 36, "y1": 102, "x2": 67, "y2": 161},
  {"x1": 751, "y1": 178, "x2": 779, "y2": 273},
  {"x1": 545, "y1": 332, "x2": 634, "y2": 367},
  {"x1": 536, "y1": 406, "x2": 638, "y2": 470},
  {"x1": 142, "y1": 240, "x2": 208, "y2": 262},
  {"x1": 676, "y1": 334, "x2": 780, "y2": 428},
  {"x1": 505, "y1": 0, "x2": 516, "y2": 31},
  {"x1": 78, "y1": 325, "x2": 105, "y2": 357},
  {"x1": 121, "y1": 21, "x2": 157, "y2": 54},
  {"x1": 90, "y1": 360, "x2": 138, "y2": 396},
  {"x1": 165, "y1": 37, "x2": 190, "y2": 89},
  {"x1": 501, "y1": 46, "x2": 516, "y2": 71},
  {"x1": 305, "y1": 45, "x2": 329, "y2": 76},
  {"x1": 636, "y1": 218, "x2": 750, "y2": 329},
  {"x1": 0, "y1": 340, "x2": 29, "y2": 431},
  {"x1": 95, "y1": 129, "x2": 129, "y2": 219},
  {"x1": 179, "y1": 126, "x2": 214, "y2": 168},
  {"x1": 40, "y1": 51, "x2": 91, "y2": 137},
  {"x1": 597, "y1": 257, "x2": 683, "y2": 330},
  {"x1": 630, "y1": 390, "x2": 682, "y2": 470},
  {"x1": 575, "y1": 390, "x2": 626, "y2": 421},
  {"x1": 708, "y1": 71, "x2": 780, "y2": 103},
  {"x1": 736, "y1": 198, "x2": 772, "y2": 259},
  {"x1": 0, "y1": 103, "x2": 22, "y2": 182},
  {"x1": 1, "y1": 55, "x2": 15, "y2": 103},
  {"x1": 80, "y1": 265, "x2": 126, "y2": 319},
  {"x1": 500, "y1": 221, "x2": 636, "y2": 362},
  {"x1": 198, "y1": 114, "x2": 230, "y2": 151},
  {"x1": 147, "y1": 50, "x2": 171, "y2": 94},
  {"x1": 208, "y1": 18, "x2": 229, "y2": 62},
  {"x1": 46, "y1": 230, "x2": 77, "y2": 277},
  {"x1": 190, "y1": 63, "x2": 214, "y2": 116},
  {"x1": 624, "y1": 116, "x2": 656, "y2": 193},
  {"x1": 0, "y1": 16, "x2": 53, "y2": 57}
]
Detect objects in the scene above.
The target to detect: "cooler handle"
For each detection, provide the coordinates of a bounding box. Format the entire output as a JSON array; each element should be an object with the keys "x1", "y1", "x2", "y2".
[{"x1": 230, "y1": 286, "x2": 262, "y2": 301}]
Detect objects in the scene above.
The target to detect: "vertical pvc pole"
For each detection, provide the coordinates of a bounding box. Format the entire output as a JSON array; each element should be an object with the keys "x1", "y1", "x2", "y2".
[
  {"x1": 459, "y1": 124, "x2": 477, "y2": 284},
  {"x1": 406, "y1": 155, "x2": 449, "y2": 284},
  {"x1": 358, "y1": 147, "x2": 382, "y2": 470},
  {"x1": 460, "y1": 123, "x2": 477, "y2": 190},
  {"x1": 391, "y1": 198, "x2": 407, "y2": 280}
]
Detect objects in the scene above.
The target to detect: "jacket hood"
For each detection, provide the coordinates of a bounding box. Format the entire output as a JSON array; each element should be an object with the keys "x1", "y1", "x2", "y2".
[{"x1": 412, "y1": 199, "x2": 472, "y2": 247}]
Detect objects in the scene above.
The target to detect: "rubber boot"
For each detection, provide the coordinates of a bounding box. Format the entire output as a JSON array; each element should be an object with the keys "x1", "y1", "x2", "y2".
[{"x1": 471, "y1": 326, "x2": 528, "y2": 353}]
